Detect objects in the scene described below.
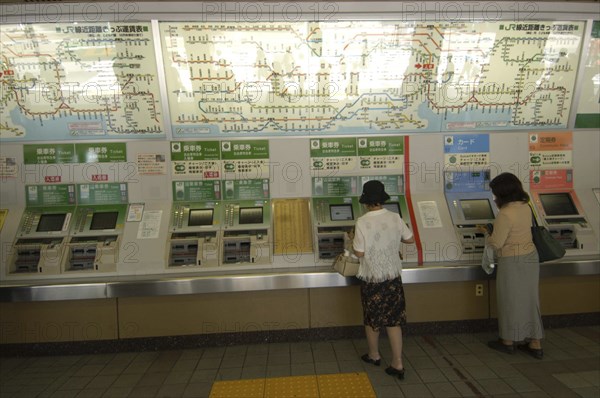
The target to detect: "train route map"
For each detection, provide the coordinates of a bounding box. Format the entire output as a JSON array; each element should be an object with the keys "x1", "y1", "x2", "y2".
[
  {"x1": 1, "y1": 23, "x2": 164, "y2": 141},
  {"x1": 160, "y1": 20, "x2": 584, "y2": 136}
]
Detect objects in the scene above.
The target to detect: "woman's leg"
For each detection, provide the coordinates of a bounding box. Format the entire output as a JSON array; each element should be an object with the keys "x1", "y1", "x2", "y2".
[
  {"x1": 529, "y1": 338, "x2": 542, "y2": 349},
  {"x1": 365, "y1": 326, "x2": 381, "y2": 360},
  {"x1": 386, "y1": 326, "x2": 404, "y2": 370}
]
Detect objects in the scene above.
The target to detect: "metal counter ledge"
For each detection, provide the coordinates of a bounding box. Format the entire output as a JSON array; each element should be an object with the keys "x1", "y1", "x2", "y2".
[{"x1": 0, "y1": 256, "x2": 598, "y2": 303}]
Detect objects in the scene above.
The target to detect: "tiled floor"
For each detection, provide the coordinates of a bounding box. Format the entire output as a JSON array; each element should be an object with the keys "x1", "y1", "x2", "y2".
[{"x1": 0, "y1": 326, "x2": 598, "y2": 398}]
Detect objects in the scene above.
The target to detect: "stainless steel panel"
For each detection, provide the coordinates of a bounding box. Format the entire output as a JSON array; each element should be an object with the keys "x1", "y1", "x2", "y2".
[
  {"x1": 0, "y1": 258, "x2": 598, "y2": 302},
  {"x1": 107, "y1": 272, "x2": 349, "y2": 298},
  {"x1": 0, "y1": 283, "x2": 106, "y2": 302}
]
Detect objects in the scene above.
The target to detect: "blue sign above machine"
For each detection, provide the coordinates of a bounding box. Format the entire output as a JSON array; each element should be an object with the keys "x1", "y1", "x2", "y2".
[
  {"x1": 444, "y1": 134, "x2": 490, "y2": 193},
  {"x1": 444, "y1": 134, "x2": 490, "y2": 154}
]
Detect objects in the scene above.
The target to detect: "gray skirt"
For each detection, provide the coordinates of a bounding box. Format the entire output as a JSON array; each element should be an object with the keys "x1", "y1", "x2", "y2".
[{"x1": 496, "y1": 251, "x2": 544, "y2": 341}]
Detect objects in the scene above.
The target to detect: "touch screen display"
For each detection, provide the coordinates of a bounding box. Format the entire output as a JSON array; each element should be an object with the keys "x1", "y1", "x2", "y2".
[
  {"x1": 239, "y1": 207, "x2": 263, "y2": 224},
  {"x1": 539, "y1": 193, "x2": 578, "y2": 216},
  {"x1": 460, "y1": 199, "x2": 494, "y2": 220},
  {"x1": 36, "y1": 213, "x2": 66, "y2": 232},
  {"x1": 90, "y1": 211, "x2": 119, "y2": 230},
  {"x1": 382, "y1": 202, "x2": 401, "y2": 216},
  {"x1": 188, "y1": 209, "x2": 214, "y2": 226},
  {"x1": 330, "y1": 204, "x2": 354, "y2": 221}
]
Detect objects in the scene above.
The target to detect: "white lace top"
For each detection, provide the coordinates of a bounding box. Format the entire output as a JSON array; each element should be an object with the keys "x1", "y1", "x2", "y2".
[{"x1": 352, "y1": 208, "x2": 413, "y2": 283}]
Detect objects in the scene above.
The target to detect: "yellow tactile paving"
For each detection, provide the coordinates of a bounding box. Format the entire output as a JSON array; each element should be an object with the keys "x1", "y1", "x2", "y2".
[
  {"x1": 265, "y1": 374, "x2": 319, "y2": 397},
  {"x1": 317, "y1": 373, "x2": 376, "y2": 398},
  {"x1": 209, "y1": 378, "x2": 265, "y2": 398},
  {"x1": 209, "y1": 372, "x2": 375, "y2": 398}
]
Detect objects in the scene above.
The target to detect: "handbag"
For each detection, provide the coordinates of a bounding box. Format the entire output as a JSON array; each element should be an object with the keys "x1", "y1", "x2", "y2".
[
  {"x1": 333, "y1": 253, "x2": 359, "y2": 276},
  {"x1": 530, "y1": 206, "x2": 566, "y2": 263}
]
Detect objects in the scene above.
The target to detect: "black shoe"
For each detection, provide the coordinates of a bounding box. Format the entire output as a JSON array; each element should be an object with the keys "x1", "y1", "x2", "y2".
[
  {"x1": 518, "y1": 344, "x2": 544, "y2": 359},
  {"x1": 487, "y1": 340, "x2": 516, "y2": 355},
  {"x1": 385, "y1": 366, "x2": 405, "y2": 380},
  {"x1": 361, "y1": 354, "x2": 381, "y2": 366}
]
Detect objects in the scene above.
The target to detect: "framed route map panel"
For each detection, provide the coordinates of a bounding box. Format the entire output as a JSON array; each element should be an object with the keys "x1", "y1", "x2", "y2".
[
  {"x1": 0, "y1": 22, "x2": 165, "y2": 141},
  {"x1": 159, "y1": 20, "x2": 584, "y2": 137}
]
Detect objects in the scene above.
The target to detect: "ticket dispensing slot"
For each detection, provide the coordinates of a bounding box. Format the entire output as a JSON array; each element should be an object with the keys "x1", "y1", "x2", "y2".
[
  {"x1": 312, "y1": 198, "x2": 359, "y2": 260},
  {"x1": 168, "y1": 203, "x2": 220, "y2": 268},
  {"x1": 446, "y1": 194, "x2": 497, "y2": 254},
  {"x1": 11, "y1": 238, "x2": 66, "y2": 273},
  {"x1": 222, "y1": 202, "x2": 271, "y2": 265},
  {"x1": 65, "y1": 207, "x2": 124, "y2": 272},
  {"x1": 532, "y1": 191, "x2": 595, "y2": 252},
  {"x1": 9, "y1": 209, "x2": 72, "y2": 274},
  {"x1": 68, "y1": 235, "x2": 118, "y2": 271}
]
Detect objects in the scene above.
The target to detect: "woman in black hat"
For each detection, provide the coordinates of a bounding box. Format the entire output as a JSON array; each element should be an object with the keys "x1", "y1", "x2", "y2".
[{"x1": 353, "y1": 180, "x2": 414, "y2": 379}]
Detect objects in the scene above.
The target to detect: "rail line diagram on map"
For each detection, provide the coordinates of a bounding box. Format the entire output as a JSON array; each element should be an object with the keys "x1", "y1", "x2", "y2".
[
  {"x1": 160, "y1": 21, "x2": 584, "y2": 136},
  {"x1": 0, "y1": 20, "x2": 585, "y2": 140},
  {"x1": 0, "y1": 23, "x2": 164, "y2": 140}
]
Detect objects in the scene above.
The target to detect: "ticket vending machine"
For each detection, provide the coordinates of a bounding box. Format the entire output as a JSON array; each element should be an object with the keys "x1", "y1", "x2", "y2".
[
  {"x1": 9, "y1": 207, "x2": 74, "y2": 275},
  {"x1": 443, "y1": 168, "x2": 497, "y2": 257},
  {"x1": 64, "y1": 204, "x2": 126, "y2": 272},
  {"x1": 8, "y1": 184, "x2": 77, "y2": 275},
  {"x1": 446, "y1": 192, "x2": 498, "y2": 255},
  {"x1": 355, "y1": 175, "x2": 418, "y2": 262},
  {"x1": 62, "y1": 183, "x2": 129, "y2": 273},
  {"x1": 167, "y1": 201, "x2": 221, "y2": 268},
  {"x1": 221, "y1": 200, "x2": 272, "y2": 265},
  {"x1": 369, "y1": 195, "x2": 418, "y2": 262},
  {"x1": 530, "y1": 190, "x2": 598, "y2": 256},
  {"x1": 379, "y1": 196, "x2": 414, "y2": 229},
  {"x1": 312, "y1": 197, "x2": 361, "y2": 260}
]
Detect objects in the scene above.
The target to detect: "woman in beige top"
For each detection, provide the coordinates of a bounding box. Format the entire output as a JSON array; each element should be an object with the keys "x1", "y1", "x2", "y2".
[{"x1": 483, "y1": 173, "x2": 544, "y2": 359}]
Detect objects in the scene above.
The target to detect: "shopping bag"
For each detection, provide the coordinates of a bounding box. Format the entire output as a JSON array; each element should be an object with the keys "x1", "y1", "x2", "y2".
[{"x1": 333, "y1": 254, "x2": 359, "y2": 276}]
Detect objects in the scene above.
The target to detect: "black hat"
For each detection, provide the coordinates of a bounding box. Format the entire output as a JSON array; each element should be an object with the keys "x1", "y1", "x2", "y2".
[{"x1": 359, "y1": 180, "x2": 390, "y2": 204}]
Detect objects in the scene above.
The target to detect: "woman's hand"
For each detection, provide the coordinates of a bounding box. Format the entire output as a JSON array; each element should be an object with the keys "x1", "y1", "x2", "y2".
[{"x1": 476, "y1": 224, "x2": 492, "y2": 235}]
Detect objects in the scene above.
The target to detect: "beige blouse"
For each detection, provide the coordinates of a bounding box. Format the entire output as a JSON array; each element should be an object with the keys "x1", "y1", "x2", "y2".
[{"x1": 486, "y1": 201, "x2": 537, "y2": 258}]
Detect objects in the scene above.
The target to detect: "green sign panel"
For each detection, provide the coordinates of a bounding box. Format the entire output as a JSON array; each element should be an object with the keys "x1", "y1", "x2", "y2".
[
  {"x1": 173, "y1": 181, "x2": 220, "y2": 201},
  {"x1": 75, "y1": 143, "x2": 127, "y2": 163},
  {"x1": 220, "y1": 140, "x2": 269, "y2": 160},
  {"x1": 223, "y1": 179, "x2": 269, "y2": 200},
  {"x1": 170, "y1": 141, "x2": 221, "y2": 161},
  {"x1": 24, "y1": 144, "x2": 76, "y2": 164},
  {"x1": 77, "y1": 183, "x2": 128, "y2": 205},
  {"x1": 313, "y1": 177, "x2": 357, "y2": 196},
  {"x1": 359, "y1": 175, "x2": 403, "y2": 195},
  {"x1": 310, "y1": 138, "x2": 357, "y2": 157},
  {"x1": 25, "y1": 184, "x2": 76, "y2": 206},
  {"x1": 357, "y1": 136, "x2": 404, "y2": 156}
]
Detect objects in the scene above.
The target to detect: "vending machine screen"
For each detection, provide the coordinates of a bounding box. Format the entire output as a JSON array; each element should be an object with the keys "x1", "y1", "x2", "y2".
[
  {"x1": 329, "y1": 204, "x2": 354, "y2": 221},
  {"x1": 382, "y1": 202, "x2": 401, "y2": 216},
  {"x1": 90, "y1": 211, "x2": 119, "y2": 230},
  {"x1": 188, "y1": 209, "x2": 214, "y2": 226},
  {"x1": 239, "y1": 207, "x2": 263, "y2": 224},
  {"x1": 36, "y1": 213, "x2": 66, "y2": 232},
  {"x1": 539, "y1": 193, "x2": 578, "y2": 216},
  {"x1": 460, "y1": 199, "x2": 494, "y2": 220}
]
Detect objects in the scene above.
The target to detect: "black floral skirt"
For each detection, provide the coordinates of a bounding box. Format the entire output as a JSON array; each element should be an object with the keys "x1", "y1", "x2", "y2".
[{"x1": 360, "y1": 276, "x2": 407, "y2": 331}]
